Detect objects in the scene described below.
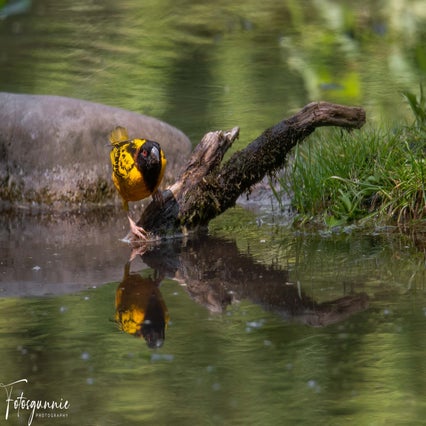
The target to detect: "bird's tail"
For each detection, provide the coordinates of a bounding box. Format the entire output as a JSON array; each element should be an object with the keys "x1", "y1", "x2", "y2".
[{"x1": 109, "y1": 126, "x2": 130, "y2": 146}]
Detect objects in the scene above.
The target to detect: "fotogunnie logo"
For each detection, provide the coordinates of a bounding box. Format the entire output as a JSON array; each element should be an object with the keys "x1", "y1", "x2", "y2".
[{"x1": 0, "y1": 379, "x2": 70, "y2": 425}]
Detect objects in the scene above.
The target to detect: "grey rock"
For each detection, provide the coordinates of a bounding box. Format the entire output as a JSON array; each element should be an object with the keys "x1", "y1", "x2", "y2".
[{"x1": 0, "y1": 93, "x2": 191, "y2": 211}]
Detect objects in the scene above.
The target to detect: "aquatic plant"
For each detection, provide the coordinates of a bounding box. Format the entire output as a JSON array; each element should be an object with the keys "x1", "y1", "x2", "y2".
[
  {"x1": 277, "y1": 87, "x2": 426, "y2": 227},
  {"x1": 402, "y1": 84, "x2": 426, "y2": 129}
]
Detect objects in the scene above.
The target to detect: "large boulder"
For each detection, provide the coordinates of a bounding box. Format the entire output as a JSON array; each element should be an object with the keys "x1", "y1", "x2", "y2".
[{"x1": 0, "y1": 93, "x2": 191, "y2": 211}]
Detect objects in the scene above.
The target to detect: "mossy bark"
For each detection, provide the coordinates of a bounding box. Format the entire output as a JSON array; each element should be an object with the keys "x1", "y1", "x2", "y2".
[{"x1": 138, "y1": 102, "x2": 366, "y2": 237}]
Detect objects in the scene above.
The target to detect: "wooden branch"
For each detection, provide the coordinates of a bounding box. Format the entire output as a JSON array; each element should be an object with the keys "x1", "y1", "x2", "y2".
[{"x1": 137, "y1": 102, "x2": 366, "y2": 238}]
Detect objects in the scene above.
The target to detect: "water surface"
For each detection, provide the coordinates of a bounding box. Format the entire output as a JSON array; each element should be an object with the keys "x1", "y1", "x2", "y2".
[
  {"x1": 1, "y1": 212, "x2": 426, "y2": 425},
  {"x1": 1, "y1": 1, "x2": 426, "y2": 425}
]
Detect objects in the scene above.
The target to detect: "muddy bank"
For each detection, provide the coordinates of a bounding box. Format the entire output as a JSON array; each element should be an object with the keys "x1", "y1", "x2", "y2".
[{"x1": 0, "y1": 93, "x2": 191, "y2": 211}]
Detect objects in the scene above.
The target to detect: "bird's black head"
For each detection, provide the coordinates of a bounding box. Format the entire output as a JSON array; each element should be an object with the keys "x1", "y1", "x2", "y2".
[
  {"x1": 141, "y1": 320, "x2": 166, "y2": 349},
  {"x1": 139, "y1": 288, "x2": 167, "y2": 348},
  {"x1": 136, "y1": 140, "x2": 163, "y2": 193}
]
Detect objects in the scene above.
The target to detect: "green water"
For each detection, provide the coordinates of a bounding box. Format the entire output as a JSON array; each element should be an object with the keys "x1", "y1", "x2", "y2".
[
  {"x1": 1, "y1": 1, "x2": 426, "y2": 425},
  {"x1": 1, "y1": 0, "x2": 425, "y2": 143},
  {"x1": 1, "y1": 212, "x2": 426, "y2": 425},
  {"x1": 3, "y1": 277, "x2": 426, "y2": 426}
]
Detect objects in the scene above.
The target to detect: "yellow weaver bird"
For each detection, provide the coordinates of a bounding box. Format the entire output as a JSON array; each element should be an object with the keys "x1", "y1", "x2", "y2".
[
  {"x1": 115, "y1": 262, "x2": 169, "y2": 348},
  {"x1": 109, "y1": 126, "x2": 167, "y2": 240}
]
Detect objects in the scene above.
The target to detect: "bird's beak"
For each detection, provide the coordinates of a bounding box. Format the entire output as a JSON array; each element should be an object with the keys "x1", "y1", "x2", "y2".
[{"x1": 150, "y1": 146, "x2": 160, "y2": 163}]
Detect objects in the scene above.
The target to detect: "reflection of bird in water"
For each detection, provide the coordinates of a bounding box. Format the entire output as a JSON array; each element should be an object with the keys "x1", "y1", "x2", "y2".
[
  {"x1": 115, "y1": 262, "x2": 169, "y2": 348},
  {"x1": 109, "y1": 126, "x2": 167, "y2": 241}
]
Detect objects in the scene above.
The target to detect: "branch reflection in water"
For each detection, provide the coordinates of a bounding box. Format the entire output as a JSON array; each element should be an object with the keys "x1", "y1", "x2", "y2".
[{"x1": 117, "y1": 235, "x2": 369, "y2": 347}]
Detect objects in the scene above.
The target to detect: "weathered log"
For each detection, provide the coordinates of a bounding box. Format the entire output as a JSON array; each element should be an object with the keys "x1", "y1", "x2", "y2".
[{"x1": 138, "y1": 102, "x2": 366, "y2": 238}]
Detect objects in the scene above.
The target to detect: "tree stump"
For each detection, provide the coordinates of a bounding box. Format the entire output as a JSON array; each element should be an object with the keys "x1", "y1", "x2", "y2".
[{"x1": 137, "y1": 102, "x2": 366, "y2": 239}]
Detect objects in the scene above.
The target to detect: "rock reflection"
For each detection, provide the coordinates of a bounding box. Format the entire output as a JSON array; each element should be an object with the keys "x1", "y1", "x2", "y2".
[
  {"x1": 137, "y1": 235, "x2": 369, "y2": 327},
  {"x1": 115, "y1": 262, "x2": 169, "y2": 348}
]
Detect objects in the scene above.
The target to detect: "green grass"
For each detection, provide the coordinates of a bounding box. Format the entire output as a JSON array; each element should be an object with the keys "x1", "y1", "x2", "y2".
[{"x1": 276, "y1": 86, "x2": 426, "y2": 227}]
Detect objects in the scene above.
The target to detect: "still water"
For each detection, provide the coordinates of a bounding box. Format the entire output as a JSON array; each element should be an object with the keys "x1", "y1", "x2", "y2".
[
  {"x1": 1, "y1": 211, "x2": 426, "y2": 425},
  {"x1": 1, "y1": 0, "x2": 426, "y2": 425}
]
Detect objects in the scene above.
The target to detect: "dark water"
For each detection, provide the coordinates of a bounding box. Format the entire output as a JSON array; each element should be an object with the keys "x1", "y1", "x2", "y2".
[{"x1": 1, "y1": 1, "x2": 426, "y2": 425}]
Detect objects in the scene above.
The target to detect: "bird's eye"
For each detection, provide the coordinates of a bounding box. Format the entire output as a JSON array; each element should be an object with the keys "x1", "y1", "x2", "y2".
[{"x1": 142, "y1": 149, "x2": 148, "y2": 157}]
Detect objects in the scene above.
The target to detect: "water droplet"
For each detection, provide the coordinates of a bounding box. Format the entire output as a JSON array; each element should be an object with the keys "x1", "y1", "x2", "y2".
[
  {"x1": 32, "y1": 265, "x2": 41, "y2": 271},
  {"x1": 151, "y1": 353, "x2": 174, "y2": 362},
  {"x1": 17, "y1": 345, "x2": 28, "y2": 355},
  {"x1": 246, "y1": 320, "x2": 265, "y2": 329},
  {"x1": 307, "y1": 379, "x2": 321, "y2": 392}
]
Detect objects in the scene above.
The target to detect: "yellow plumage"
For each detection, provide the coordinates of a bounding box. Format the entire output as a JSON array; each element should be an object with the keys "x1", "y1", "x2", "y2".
[
  {"x1": 115, "y1": 262, "x2": 169, "y2": 347},
  {"x1": 109, "y1": 126, "x2": 167, "y2": 211}
]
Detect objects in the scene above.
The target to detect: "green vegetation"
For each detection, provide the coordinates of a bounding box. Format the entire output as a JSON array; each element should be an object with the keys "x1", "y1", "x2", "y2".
[
  {"x1": 278, "y1": 86, "x2": 426, "y2": 227},
  {"x1": 1, "y1": 0, "x2": 425, "y2": 142}
]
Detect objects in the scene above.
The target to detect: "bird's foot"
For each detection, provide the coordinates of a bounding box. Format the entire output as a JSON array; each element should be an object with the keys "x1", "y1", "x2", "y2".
[
  {"x1": 129, "y1": 244, "x2": 148, "y2": 261},
  {"x1": 126, "y1": 216, "x2": 149, "y2": 241}
]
